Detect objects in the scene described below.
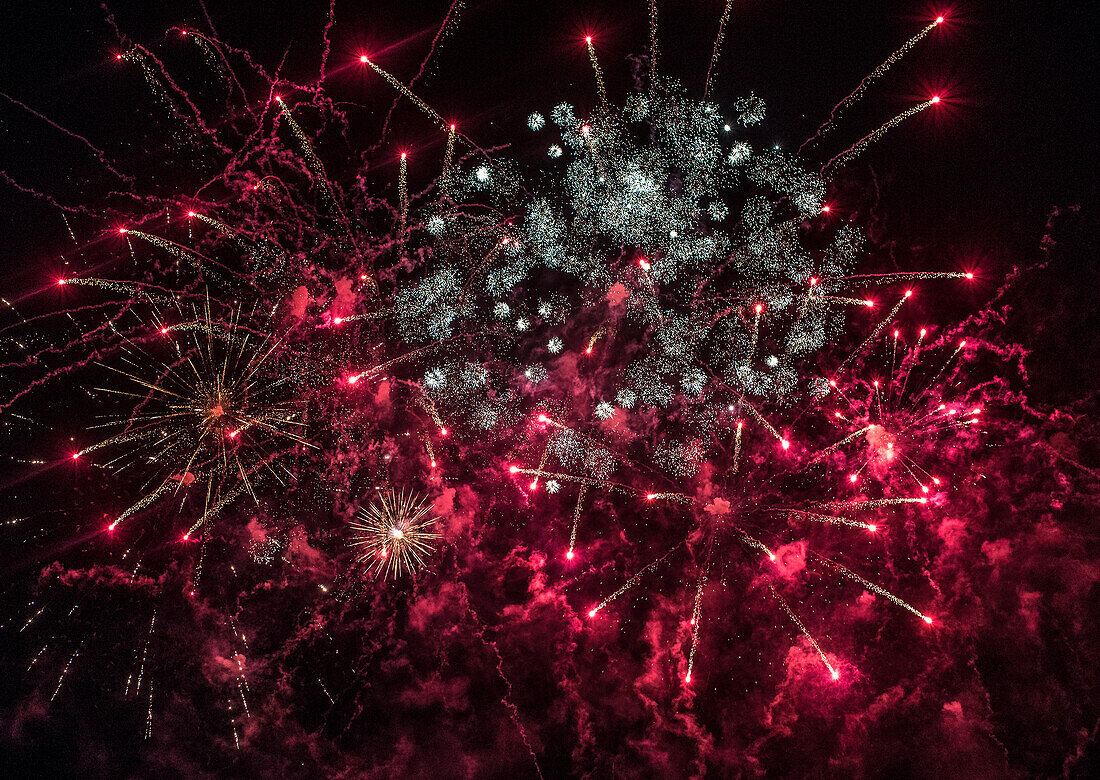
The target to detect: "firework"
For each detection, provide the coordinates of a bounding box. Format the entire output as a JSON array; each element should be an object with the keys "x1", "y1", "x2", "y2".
[
  {"x1": 350, "y1": 489, "x2": 440, "y2": 579},
  {"x1": 79, "y1": 301, "x2": 312, "y2": 533},
  {"x1": 1, "y1": 3, "x2": 1003, "y2": 766}
]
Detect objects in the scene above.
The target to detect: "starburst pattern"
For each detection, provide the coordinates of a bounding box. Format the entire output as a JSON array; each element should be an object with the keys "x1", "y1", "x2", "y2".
[{"x1": 350, "y1": 490, "x2": 440, "y2": 579}]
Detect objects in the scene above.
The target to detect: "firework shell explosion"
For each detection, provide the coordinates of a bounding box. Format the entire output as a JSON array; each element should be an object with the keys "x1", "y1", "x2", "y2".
[{"x1": 0, "y1": 4, "x2": 1094, "y2": 777}]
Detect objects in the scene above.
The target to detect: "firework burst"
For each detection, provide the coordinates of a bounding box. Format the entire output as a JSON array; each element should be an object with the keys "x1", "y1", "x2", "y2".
[
  {"x1": 350, "y1": 489, "x2": 440, "y2": 579},
  {"x1": 79, "y1": 299, "x2": 313, "y2": 535}
]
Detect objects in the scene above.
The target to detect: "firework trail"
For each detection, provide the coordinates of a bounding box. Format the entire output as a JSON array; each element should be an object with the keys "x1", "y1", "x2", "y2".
[
  {"x1": 704, "y1": 0, "x2": 736, "y2": 99},
  {"x1": 586, "y1": 37, "x2": 608, "y2": 105},
  {"x1": 823, "y1": 98, "x2": 940, "y2": 173},
  {"x1": 802, "y1": 16, "x2": 944, "y2": 152}
]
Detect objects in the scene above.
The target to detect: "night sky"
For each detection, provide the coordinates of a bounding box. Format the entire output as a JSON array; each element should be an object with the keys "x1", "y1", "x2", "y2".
[{"x1": 0, "y1": 1, "x2": 1097, "y2": 777}]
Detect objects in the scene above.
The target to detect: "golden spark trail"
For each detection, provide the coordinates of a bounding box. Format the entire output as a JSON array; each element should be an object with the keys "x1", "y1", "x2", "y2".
[
  {"x1": 897, "y1": 327, "x2": 927, "y2": 400},
  {"x1": 362, "y1": 59, "x2": 447, "y2": 127},
  {"x1": 829, "y1": 271, "x2": 970, "y2": 285},
  {"x1": 813, "y1": 553, "x2": 933, "y2": 623},
  {"x1": 805, "y1": 18, "x2": 942, "y2": 149},
  {"x1": 818, "y1": 295, "x2": 878, "y2": 308},
  {"x1": 824, "y1": 99, "x2": 938, "y2": 173},
  {"x1": 585, "y1": 328, "x2": 608, "y2": 354},
  {"x1": 441, "y1": 124, "x2": 456, "y2": 186},
  {"x1": 567, "y1": 483, "x2": 587, "y2": 557},
  {"x1": 398, "y1": 152, "x2": 409, "y2": 234},
  {"x1": 579, "y1": 123, "x2": 606, "y2": 178},
  {"x1": 421, "y1": 432, "x2": 437, "y2": 468},
  {"x1": 732, "y1": 419, "x2": 743, "y2": 473},
  {"x1": 737, "y1": 529, "x2": 777, "y2": 561},
  {"x1": 274, "y1": 98, "x2": 345, "y2": 215},
  {"x1": 417, "y1": 393, "x2": 447, "y2": 432},
  {"x1": 685, "y1": 531, "x2": 717, "y2": 684},
  {"x1": 589, "y1": 545, "x2": 680, "y2": 617},
  {"x1": 806, "y1": 425, "x2": 874, "y2": 465},
  {"x1": 50, "y1": 646, "x2": 80, "y2": 703},
  {"x1": 768, "y1": 584, "x2": 839, "y2": 679},
  {"x1": 834, "y1": 292, "x2": 911, "y2": 375},
  {"x1": 275, "y1": 98, "x2": 324, "y2": 176},
  {"x1": 187, "y1": 482, "x2": 247, "y2": 536},
  {"x1": 125, "y1": 229, "x2": 209, "y2": 269},
  {"x1": 817, "y1": 497, "x2": 927, "y2": 511},
  {"x1": 648, "y1": 0, "x2": 660, "y2": 79},
  {"x1": 332, "y1": 310, "x2": 393, "y2": 324},
  {"x1": 779, "y1": 509, "x2": 877, "y2": 532},
  {"x1": 111, "y1": 480, "x2": 175, "y2": 530},
  {"x1": 585, "y1": 38, "x2": 607, "y2": 105},
  {"x1": 737, "y1": 395, "x2": 786, "y2": 446},
  {"x1": 749, "y1": 303, "x2": 763, "y2": 358},
  {"x1": 703, "y1": 0, "x2": 735, "y2": 99},
  {"x1": 60, "y1": 277, "x2": 171, "y2": 301}
]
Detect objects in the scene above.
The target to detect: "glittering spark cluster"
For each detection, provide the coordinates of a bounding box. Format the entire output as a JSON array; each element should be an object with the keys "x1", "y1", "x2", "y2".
[
  {"x1": 0, "y1": 3, "x2": 1007, "y2": 762},
  {"x1": 350, "y1": 489, "x2": 440, "y2": 579}
]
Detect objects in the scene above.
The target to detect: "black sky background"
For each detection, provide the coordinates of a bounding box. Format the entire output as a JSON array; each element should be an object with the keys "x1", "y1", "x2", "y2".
[{"x1": 0, "y1": 1, "x2": 1097, "y2": 777}]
